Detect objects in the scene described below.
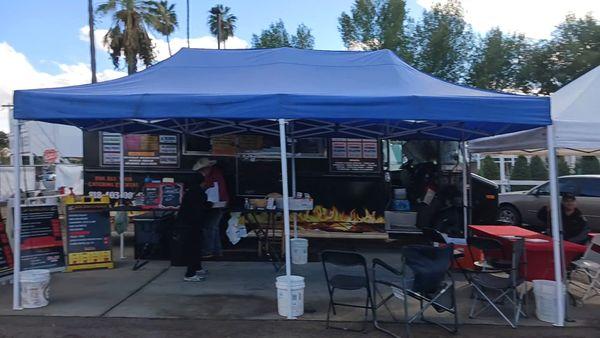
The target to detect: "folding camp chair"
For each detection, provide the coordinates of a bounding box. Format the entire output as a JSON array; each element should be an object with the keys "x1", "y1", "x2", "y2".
[
  {"x1": 321, "y1": 250, "x2": 375, "y2": 332},
  {"x1": 463, "y1": 237, "x2": 526, "y2": 328},
  {"x1": 372, "y1": 245, "x2": 458, "y2": 338},
  {"x1": 422, "y1": 227, "x2": 465, "y2": 261},
  {"x1": 467, "y1": 236, "x2": 512, "y2": 270},
  {"x1": 570, "y1": 235, "x2": 600, "y2": 304}
]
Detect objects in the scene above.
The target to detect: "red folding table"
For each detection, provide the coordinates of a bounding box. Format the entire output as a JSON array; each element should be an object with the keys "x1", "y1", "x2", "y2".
[{"x1": 468, "y1": 225, "x2": 586, "y2": 281}]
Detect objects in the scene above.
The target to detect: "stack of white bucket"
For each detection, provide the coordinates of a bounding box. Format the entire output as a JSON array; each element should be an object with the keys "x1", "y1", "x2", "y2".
[
  {"x1": 291, "y1": 238, "x2": 308, "y2": 265},
  {"x1": 20, "y1": 269, "x2": 51, "y2": 308},
  {"x1": 276, "y1": 275, "x2": 305, "y2": 317},
  {"x1": 276, "y1": 238, "x2": 309, "y2": 318},
  {"x1": 533, "y1": 279, "x2": 559, "y2": 323}
]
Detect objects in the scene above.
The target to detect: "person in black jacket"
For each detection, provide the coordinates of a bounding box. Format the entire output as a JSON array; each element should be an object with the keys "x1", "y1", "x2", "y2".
[
  {"x1": 176, "y1": 173, "x2": 213, "y2": 281},
  {"x1": 537, "y1": 194, "x2": 590, "y2": 245}
]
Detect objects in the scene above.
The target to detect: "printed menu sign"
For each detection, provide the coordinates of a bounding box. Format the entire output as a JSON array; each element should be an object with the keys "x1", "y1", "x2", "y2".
[
  {"x1": 329, "y1": 138, "x2": 381, "y2": 173},
  {"x1": 142, "y1": 183, "x2": 183, "y2": 209},
  {"x1": 20, "y1": 205, "x2": 65, "y2": 271},
  {"x1": 100, "y1": 132, "x2": 179, "y2": 168},
  {"x1": 65, "y1": 203, "x2": 113, "y2": 271},
  {"x1": 0, "y1": 220, "x2": 13, "y2": 279},
  {"x1": 160, "y1": 183, "x2": 183, "y2": 208}
]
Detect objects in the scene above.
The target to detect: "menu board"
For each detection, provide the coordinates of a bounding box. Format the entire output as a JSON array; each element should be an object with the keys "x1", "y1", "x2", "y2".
[
  {"x1": 20, "y1": 205, "x2": 65, "y2": 271},
  {"x1": 101, "y1": 132, "x2": 179, "y2": 168},
  {"x1": 0, "y1": 220, "x2": 13, "y2": 279},
  {"x1": 161, "y1": 183, "x2": 183, "y2": 208},
  {"x1": 329, "y1": 138, "x2": 381, "y2": 173},
  {"x1": 65, "y1": 203, "x2": 113, "y2": 271},
  {"x1": 142, "y1": 183, "x2": 183, "y2": 209}
]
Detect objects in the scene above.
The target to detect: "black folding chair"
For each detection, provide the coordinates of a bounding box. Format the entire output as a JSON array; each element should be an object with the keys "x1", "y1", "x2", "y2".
[
  {"x1": 321, "y1": 250, "x2": 375, "y2": 332},
  {"x1": 463, "y1": 237, "x2": 527, "y2": 328},
  {"x1": 467, "y1": 236, "x2": 512, "y2": 270},
  {"x1": 372, "y1": 245, "x2": 458, "y2": 338},
  {"x1": 422, "y1": 227, "x2": 465, "y2": 263}
]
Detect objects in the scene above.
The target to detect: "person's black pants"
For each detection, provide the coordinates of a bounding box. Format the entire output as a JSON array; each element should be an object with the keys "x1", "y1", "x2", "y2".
[{"x1": 184, "y1": 227, "x2": 203, "y2": 277}]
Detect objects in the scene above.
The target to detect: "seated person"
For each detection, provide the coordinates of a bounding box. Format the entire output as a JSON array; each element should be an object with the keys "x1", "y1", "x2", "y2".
[{"x1": 537, "y1": 194, "x2": 590, "y2": 244}]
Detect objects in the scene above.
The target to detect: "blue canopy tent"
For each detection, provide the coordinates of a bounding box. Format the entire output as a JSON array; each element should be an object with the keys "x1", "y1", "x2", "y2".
[{"x1": 11, "y1": 48, "x2": 551, "y2": 319}]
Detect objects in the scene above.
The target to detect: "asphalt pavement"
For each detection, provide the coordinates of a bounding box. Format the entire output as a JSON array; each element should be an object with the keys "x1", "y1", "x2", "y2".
[{"x1": 0, "y1": 316, "x2": 597, "y2": 338}]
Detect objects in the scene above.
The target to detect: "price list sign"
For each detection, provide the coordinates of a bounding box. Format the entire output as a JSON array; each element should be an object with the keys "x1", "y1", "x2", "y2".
[
  {"x1": 65, "y1": 203, "x2": 114, "y2": 271},
  {"x1": 329, "y1": 138, "x2": 381, "y2": 173},
  {"x1": 20, "y1": 205, "x2": 65, "y2": 271},
  {"x1": 101, "y1": 132, "x2": 179, "y2": 168}
]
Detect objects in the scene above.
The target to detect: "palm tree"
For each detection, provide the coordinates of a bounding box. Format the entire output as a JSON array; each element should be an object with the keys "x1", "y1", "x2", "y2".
[
  {"x1": 96, "y1": 0, "x2": 155, "y2": 75},
  {"x1": 88, "y1": 0, "x2": 97, "y2": 83},
  {"x1": 208, "y1": 4, "x2": 237, "y2": 49},
  {"x1": 146, "y1": 0, "x2": 178, "y2": 56}
]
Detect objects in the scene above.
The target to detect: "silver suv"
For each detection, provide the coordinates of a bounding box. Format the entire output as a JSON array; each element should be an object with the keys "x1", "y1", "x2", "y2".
[{"x1": 498, "y1": 175, "x2": 600, "y2": 231}]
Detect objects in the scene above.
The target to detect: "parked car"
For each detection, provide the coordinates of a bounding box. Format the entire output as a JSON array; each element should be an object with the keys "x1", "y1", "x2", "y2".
[{"x1": 498, "y1": 175, "x2": 600, "y2": 232}]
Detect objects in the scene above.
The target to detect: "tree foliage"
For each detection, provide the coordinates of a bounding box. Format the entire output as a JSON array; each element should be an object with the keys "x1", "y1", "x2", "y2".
[
  {"x1": 529, "y1": 156, "x2": 548, "y2": 180},
  {"x1": 97, "y1": 0, "x2": 155, "y2": 75},
  {"x1": 146, "y1": 0, "x2": 178, "y2": 56},
  {"x1": 575, "y1": 156, "x2": 600, "y2": 174},
  {"x1": 336, "y1": 2, "x2": 598, "y2": 92},
  {"x1": 252, "y1": 20, "x2": 315, "y2": 49},
  {"x1": 208, "y1": 4, "x2": 237, "y2": 48},
  {"x1": 478, "y1": 155, "x2": 499, "y2": 180},
  {"x1": 411, "y1": 0, "x2": 474, "y2": 83},
  {"x1": 510, "y1": 156, "x2": 531, "y2": 180},
  {"x1": 292, "y1": 24, "x2": 315, "y2": 49},
  {"x1": 469, "y1": 28, "x2": 529, "y2": 91},
  {"x1": 557, "y1": 156, "x2": 571, "y2": 176},
  {"x1": 520, "y1": 14, "x2": 600, "y2": 94},
  {"x1": 338, "y1": 0, "x2": 410, "y2": 59},
  {"x1": 0, "y1": 131, "x2": 8, "y2": 149}
]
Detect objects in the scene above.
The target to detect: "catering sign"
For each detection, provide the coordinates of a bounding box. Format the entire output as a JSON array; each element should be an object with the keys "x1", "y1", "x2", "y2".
[
  {"x1": 85, "y1": 174, "x2": 140, "y2": 200},
  {"x1": 100, "y1": 132, "x2": 180, "y2": 168},
  {"x1": 329, "y1": 138, "x2": 380, "y2": 173},
  {"x1": 20, "y1": 205, "x2": 66, "y2": 271}
]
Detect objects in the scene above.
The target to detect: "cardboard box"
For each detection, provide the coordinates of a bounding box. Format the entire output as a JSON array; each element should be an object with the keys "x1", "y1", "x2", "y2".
[{"x1": 385, "y1": 211, "x2": 418, "y2": 233}]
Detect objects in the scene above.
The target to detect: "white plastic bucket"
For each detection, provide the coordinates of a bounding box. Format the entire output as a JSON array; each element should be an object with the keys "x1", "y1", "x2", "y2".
[
  {"x1": 20, "y1": 269, "x2": 51, "y2": 309},
  {"x1": 291, "y1": 238, "x2": 308, "y2": 265},
  {"x1": 275, "y1": 275, "x2": 305, "y2": 317},
  {"x1": 533, "y1": 279, "x2": 559, "y2": 323}
]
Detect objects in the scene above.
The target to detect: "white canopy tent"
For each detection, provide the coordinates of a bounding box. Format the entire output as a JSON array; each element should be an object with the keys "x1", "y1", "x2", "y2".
[
  {"x1": 469, "y1": 66, "x2": 600, "y2": 327},
  {"x1": 469, "y1": 66, "x2": 600, "y2": 155}
]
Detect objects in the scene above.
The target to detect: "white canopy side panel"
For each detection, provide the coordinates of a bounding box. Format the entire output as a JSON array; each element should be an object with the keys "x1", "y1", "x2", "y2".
[{"x1": 467, "y1": 128, "x2": 546, "y2": 154}]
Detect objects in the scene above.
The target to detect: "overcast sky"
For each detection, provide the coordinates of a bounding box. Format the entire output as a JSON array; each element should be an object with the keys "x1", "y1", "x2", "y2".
[{"x1": 1, "y1": 0, "x2": 598, "y2": 132}]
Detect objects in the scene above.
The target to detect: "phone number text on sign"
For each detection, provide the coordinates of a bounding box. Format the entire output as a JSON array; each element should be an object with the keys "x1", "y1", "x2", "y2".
[{"x1": 88, "y1": 191, "x2": 135, "y2": 200}]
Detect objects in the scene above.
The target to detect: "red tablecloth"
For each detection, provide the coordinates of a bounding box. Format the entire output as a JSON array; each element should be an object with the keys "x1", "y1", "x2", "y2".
[{"x1": 468, "y1": 225, "x2": 586, "y2": 281}]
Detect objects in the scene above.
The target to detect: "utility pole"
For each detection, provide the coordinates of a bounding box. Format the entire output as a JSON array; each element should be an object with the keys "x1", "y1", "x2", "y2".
[
  {"x1": 88, "y1": 0, "x2": 97, "y2": 83},
  {"x1": 186, "y1": 0, "x2": 190, "y2": 47}
]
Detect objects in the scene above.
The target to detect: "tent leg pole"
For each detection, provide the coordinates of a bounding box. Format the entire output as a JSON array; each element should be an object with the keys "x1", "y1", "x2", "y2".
[
  {"x1": 291, "y1": 137, "x2": 298, "y2": 239},
  {"x1": 11, "y1": 117, "x2": 22, "y2": 310},
  {"x1": 499, "y1": 156, "x2": 507, "y2": 193},
  {"x1": 278, "y1": 119, "x2": 293, "y2": 319},
  {"x1": 546, "y1": 125, "x2": 565, "y2": 327},
  {"x1": 119, "y1": 134, "x2": 125, "y2": 260},
  {"x1": 461, "y1": 142, "x2": 469, "y2": 238}
]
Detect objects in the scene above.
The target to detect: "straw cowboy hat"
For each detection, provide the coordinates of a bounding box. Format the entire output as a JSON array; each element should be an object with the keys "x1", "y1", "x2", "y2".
[{"x1": 192, "y1": 158, "x2": 217, "y2": 171}]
